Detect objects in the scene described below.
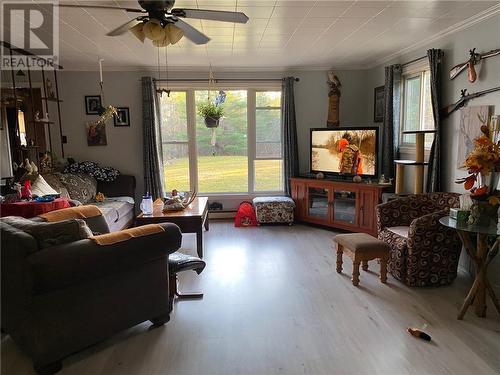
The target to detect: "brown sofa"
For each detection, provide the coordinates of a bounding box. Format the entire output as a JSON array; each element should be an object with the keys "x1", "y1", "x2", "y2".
[
  {"x1": 376, "y1": 193, "x2": 462, "y2": 287},
  {"x1": 1, "y1": 207, "x2": 181, "y2": 374}
]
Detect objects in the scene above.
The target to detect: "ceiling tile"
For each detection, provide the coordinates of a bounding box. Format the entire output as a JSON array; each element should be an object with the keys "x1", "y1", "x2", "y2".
[
  {"x1": 40, "y1": 0, "x2": 500, "y2": 69},
  {"x1": 271, "y1": 6, "x2": 313, "y2": 18}
]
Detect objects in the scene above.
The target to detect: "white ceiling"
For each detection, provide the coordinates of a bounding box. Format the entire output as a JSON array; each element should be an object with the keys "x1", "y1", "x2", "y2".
[{"x1": 34, "y1": 1, "x2": 500, "y2": 70}]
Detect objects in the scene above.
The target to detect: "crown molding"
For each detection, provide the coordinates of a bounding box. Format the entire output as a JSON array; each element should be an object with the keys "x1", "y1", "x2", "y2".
[
  {"x1": 366, "y1": 3, "x2": 500, "y2": 69},
  {"x1": 59, "y1": 64, "x2": 367, "y2": 73}
]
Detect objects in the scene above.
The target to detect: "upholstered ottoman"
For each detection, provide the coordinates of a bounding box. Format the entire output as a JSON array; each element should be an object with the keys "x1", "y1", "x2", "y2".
[
  {"x1": 333, "y1": 233, "x2": 390, "y2": 287},
  {"x1": 252, "y1": 196, "x2": 295, "y2": 225}
]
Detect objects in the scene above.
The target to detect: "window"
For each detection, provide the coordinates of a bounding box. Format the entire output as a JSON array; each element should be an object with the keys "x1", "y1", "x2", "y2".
[
  {"x1": 159, "y1": 87, "x2": 283, "y2": 195},
  {"x1": 161, "y1": 91, "x2": 190, "y2": 192},
  {"x1": 400, "y1": 66, "x2": 435, "y2": 149},
  {"x1": 255, "y1": 91, "x2": 282, "y2": 191}
]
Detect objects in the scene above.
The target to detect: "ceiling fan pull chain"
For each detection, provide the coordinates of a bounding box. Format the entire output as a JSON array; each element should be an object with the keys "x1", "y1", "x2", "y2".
[
  {"x1": 208, "y1": 63, "x2": 215, "y2": 101},
  {"x1": 157, "y1": 47, "x2": 161, "y2": 82},
  {"x1": 165, "y1": 47, "x2": 170, "y2": 97}
]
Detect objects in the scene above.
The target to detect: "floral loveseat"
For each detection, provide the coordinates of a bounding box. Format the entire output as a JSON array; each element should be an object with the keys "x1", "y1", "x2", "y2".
[
  {"x1": 376, "y1": 193, "x2": 461, "y2": 287},
  {"x1": 43, "y1": 173, "x2": 136, "y2": 232}
]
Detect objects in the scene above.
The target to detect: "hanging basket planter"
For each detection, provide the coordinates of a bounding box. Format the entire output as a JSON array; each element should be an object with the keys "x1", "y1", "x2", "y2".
[
  {"x1": 197, "y1": 101, "x2": 225, "y2": 129},
  {"x1": 204, "y1": 116, "x2": 220, "y2": 128}
]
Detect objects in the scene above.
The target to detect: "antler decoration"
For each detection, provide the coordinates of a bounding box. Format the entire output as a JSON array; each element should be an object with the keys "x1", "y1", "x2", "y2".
[{"x1": 163, "y1": 190, "x2": 198, "y2": 212}]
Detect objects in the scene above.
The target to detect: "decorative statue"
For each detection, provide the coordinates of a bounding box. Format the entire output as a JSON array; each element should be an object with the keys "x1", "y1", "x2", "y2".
[{"x1": 327, "y1": 71, "x2": 341, "y2": 127}]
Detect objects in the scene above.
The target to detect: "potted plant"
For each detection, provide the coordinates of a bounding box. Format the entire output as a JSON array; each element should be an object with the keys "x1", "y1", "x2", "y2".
[{"x1": 197, "y1": 102, "x2": 224, "y2": 128}]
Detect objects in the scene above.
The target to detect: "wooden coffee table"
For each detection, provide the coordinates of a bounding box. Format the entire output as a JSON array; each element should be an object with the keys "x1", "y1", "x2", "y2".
[{"x1": 136, "y1": 197, "x2": 209, "y2": 258}]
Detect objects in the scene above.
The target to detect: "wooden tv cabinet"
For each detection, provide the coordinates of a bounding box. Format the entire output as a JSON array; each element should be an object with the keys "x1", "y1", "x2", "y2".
[{"x1": 290, "y1": 177, "x2": 392, "y2": 236}]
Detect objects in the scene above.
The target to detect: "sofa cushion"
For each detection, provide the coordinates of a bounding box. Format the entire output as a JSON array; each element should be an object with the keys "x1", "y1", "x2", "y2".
[
  {"x1": 386, "y1": 226, "x2": 410, "y2": 239},
  {"x1": 1, "y1": 217, "x2": 92, "y2": 249},
  {"x1": 31, "y1": 175, "x2": 59, "y2": 197},
  {"x1": 253, "y1": 196, "x2": 295, "y2": 209},
  {"x1": 334, "y1": 233, "x2": 390, "y2": 253},
  {"x1": 58, "y1": 173, "x2": 97, "y2": 204},
  {"x1": 94, "y1": 198, "x2": 135, "y2": 231}
]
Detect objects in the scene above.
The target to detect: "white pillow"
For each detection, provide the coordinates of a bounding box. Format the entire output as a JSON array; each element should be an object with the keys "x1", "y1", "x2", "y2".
[{"x1": 31, "y1": 175, "x2": 59, "y2": 197}]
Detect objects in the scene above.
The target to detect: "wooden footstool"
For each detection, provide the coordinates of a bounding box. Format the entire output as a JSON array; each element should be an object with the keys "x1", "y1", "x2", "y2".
[{"x1": 333, "y1": 233, "x2": 390, "y2": 286}]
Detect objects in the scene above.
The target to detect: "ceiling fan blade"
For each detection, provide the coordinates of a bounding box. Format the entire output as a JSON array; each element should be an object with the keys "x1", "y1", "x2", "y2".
[
  {"x1": 107, "y1": 18, "x2": 145, "y2": 36},
  {"x1": 59, "y1": 4, "x2": 145, "y2": 13},
  {"x1": 174, "y1": 19, "x2": 210, "y2": 45},
  {"x1": 173, "y1": 8, "x2": 249, "y2": 24}
]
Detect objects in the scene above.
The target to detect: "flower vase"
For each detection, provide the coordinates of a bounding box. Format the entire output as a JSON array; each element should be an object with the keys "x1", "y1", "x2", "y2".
[
  {"x1": 478, "y1": 171, "x2": 499, "y2": 194},
  {"x1": 468, "y1": 199, "x2": 498, "y2": 228}
]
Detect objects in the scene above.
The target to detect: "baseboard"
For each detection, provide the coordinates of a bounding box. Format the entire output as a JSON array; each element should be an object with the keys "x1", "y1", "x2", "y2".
[{"x1": 209, "y1": 211, "x2": 236, "y2": 219}]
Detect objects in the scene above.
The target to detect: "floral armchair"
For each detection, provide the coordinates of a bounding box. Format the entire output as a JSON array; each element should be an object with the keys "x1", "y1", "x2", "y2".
[{"x1": 376, "y1": 193, "x2": 462, "y2": 287}]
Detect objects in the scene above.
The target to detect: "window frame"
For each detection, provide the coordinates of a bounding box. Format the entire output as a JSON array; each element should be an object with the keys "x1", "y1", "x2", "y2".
[
  {"x1": 158, "y1": 83, "x2": 284, "y2": 196},
  {"x1": 399, "y1": 61, "x2": 434, "y2": 153}
]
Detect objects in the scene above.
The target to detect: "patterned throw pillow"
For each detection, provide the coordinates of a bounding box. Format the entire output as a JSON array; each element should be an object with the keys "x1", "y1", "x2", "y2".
[
  {"x1": 1, "y1": 217, "x2": 92, "y2": 249},
  {"x1": 42, "y1": 173, "x2": 70, "y2": 199},
  {"x1": 64, "y1": 161, "x2": 120, "y2": 182},
  {"x1": 31, "y1": 175, "x2": 59, "y2": 197},
  {"x1": 58, "y1": 173, "x2": 97, "y2": 204}
]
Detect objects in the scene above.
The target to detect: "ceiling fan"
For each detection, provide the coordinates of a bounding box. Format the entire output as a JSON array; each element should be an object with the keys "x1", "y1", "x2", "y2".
[{"x1": 59, "y1": 0, "x2": 249, "y2": 46}]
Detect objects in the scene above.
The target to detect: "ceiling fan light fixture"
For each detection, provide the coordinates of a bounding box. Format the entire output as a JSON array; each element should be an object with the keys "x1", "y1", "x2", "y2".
[
  {"x1": 130, "y1": 22, "x2": 145, "y2": 42},
  {"x1": 166, "y1": 24, "x2": 183, "y2": 44},
  {"x1": 152, "y1": 33, "x2": 171, "y2": 47},
  {"x1": 143, "y1": 19, "x2": 164, "y2": 41}
]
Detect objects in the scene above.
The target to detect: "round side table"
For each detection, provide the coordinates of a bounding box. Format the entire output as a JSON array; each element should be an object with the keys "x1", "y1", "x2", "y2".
[{"x1": 440, "y1": 216, "x2": 500, "y2": 320}]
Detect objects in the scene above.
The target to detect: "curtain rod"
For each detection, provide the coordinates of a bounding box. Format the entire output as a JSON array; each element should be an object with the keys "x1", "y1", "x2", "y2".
[
  {"x1": 152, "y1": 78, "x2": 299, "y2": 82},
  {"x1": 401, "y1": 55, "x2": 427, "y2": 67}
]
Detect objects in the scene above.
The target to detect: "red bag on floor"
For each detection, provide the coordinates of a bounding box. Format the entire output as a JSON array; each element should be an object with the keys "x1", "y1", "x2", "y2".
[{"x1": 234, "y1": 201, "x2": 258, "y2": 227}]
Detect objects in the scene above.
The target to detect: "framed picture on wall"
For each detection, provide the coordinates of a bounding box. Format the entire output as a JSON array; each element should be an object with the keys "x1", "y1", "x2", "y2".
[
  {"x1": 85, "y1": 95, "x2": 102, "y2": 115},
  {"x1": 373, "y1": 86, "x2": 385, "y2": 123},
  {"x1": 114, "y1": 107, "x2": 130, "y2": 127}
]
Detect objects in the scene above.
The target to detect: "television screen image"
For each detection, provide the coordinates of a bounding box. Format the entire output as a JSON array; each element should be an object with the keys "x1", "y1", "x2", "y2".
[{"x1": 311, "y1": 128, "x2": 378, "y2": 176}]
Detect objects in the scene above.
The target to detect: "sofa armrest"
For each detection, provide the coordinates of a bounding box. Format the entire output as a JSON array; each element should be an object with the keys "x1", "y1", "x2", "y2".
[
  {"x1": 376, "y1": 199, "x2": 413, "y2": 233},
  {"x1": 28, "y1": 223, "x2": 182, "y2": 294},
  {"x1": 408, "y1": 208, "x2": 459, "y2": 253}
]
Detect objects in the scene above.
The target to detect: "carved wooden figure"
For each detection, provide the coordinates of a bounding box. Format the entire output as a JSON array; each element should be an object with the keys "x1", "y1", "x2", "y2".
[{"x1": 327, "y1": 71, "x2": 341, "y2": 127}]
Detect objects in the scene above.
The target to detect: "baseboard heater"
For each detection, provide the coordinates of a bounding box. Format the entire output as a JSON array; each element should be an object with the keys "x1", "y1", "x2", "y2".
[{"x1": 209, "y1": 210, "x2": 236, "y2": 219}]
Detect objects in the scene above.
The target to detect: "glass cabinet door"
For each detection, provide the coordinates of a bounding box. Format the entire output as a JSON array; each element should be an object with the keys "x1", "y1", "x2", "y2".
[
  {"x1": 307, "y1": 186, "x2": 330, "y2": 220},
  {"x1": 333, "y1": 190, "x2": 357, "y2": 225}
]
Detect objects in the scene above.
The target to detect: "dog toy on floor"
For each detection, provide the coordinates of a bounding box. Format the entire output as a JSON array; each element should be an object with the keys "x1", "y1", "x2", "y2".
[{"x1": 407, "y1": 327, "x2": 431, "y2": 342}]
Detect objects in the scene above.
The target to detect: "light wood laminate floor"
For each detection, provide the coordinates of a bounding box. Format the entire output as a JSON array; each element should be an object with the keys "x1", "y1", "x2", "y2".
[{"x1": 2, "y1": 221, "x2": 500, "y2": 375}]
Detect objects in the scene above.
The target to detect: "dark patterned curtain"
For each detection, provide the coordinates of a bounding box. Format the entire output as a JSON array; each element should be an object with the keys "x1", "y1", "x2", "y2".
[
  {"x1": 426, "y1": 49, "x2": 444, "y2": 192},
  {"x1": 282, "y1": 77, "x2": 299, "y2": 196},
  {"x1": 381, "y1": 64, "x2": 402, "y2": 178},
  {"x1": 142, "y1": 77, "x2": 164, "y2": 199}
]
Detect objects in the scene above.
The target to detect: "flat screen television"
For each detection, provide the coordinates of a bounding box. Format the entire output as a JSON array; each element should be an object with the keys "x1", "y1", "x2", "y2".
[{"x1": 310, "y1": 127, "x2": 379, "y2": 177}]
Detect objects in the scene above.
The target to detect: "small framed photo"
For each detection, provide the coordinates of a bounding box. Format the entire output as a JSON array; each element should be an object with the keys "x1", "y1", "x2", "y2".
[
  {"x1": 373, "y1": 86, "x2": 385, "y2": 123},
  {"x1": 114, "y1": 107, "x2": 130, "y2": 127},
  {"x1": 85, "y1": 95, "x2": 102, "y2": 115}
]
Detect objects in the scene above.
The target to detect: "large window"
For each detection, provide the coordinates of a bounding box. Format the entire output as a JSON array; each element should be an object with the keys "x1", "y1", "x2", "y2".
[
  {"x1": 159, "y1": 87, "x2": 283, "y2": 194},
  {"x1": 400, "y1": 66, "x2": 434, "y2": 149}
]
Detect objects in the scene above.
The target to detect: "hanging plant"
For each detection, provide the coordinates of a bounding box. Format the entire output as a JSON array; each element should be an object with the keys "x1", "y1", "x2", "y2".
[{"x1": 197, "y1": 101, "x2": 224, "y2": 128}]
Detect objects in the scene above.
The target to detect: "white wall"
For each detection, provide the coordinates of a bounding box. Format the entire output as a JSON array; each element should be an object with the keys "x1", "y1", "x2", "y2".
[
  {"x1": 57, "y1": 69, "x2": 373, "y2": 201},
  {"x1": 366, "y1": 14, "x2": 500, "y2": 290}
]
